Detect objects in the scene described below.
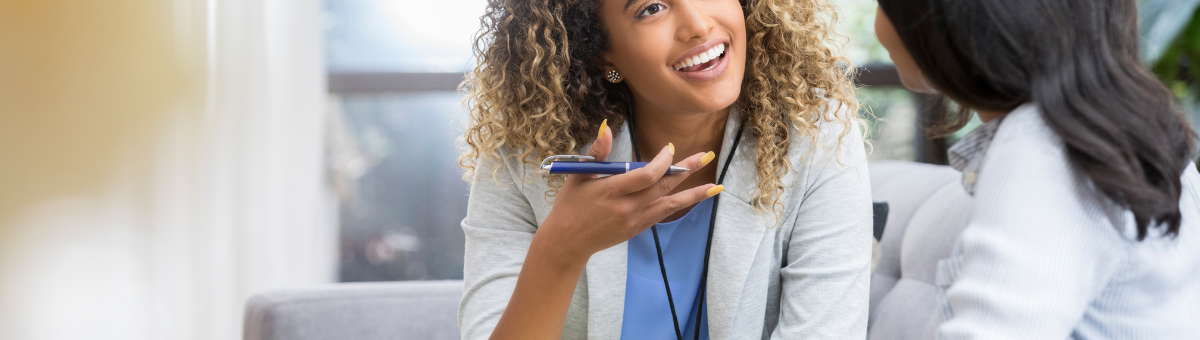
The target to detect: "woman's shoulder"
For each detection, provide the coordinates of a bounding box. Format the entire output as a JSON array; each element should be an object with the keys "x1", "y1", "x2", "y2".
[
  {"x1": 466, "y1": 146, "x2": 546, "y2": 194},
  {"x1": 980, "y1": 104, "x2": 1074, "y2": 182},
  {"x1": 976, "y1": 104, "x2": 1137, "y2": 241},
  {"x1": 991, "y1": 104, "x2": 1060, "y2": 150},
  {"x1": 773, "y1": 98, "x2": 863, "y2": 161},
  {"x1": 774, "y1": 98, "x2": 869, "y2": 207},
  {"x1": 784, "y1": 98, "x2": 866, "y2": 173},
  {"x1": 978, "y1": 104, "x2": 1072, "y2": 181}
]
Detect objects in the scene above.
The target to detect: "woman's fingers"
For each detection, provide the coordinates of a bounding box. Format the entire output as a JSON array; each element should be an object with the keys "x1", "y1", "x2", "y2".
[
  {"x1": 635, "y1": 151, "x2": 710, "y2": 200},
  {"x1": 609, "y1": 144, "x2": 675, "y2": 195},
  {"x1": 640, "y1": 183, "x2": 722, "y2": 227}
]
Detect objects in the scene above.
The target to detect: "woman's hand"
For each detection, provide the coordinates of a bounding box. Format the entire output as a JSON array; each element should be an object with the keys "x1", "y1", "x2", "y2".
[
  {"x1": 488, "y1": 120, "x2": 720, "y2": 340},
  {"x1": 536, "y1": 120, "x2": 721, "y2": 263}
]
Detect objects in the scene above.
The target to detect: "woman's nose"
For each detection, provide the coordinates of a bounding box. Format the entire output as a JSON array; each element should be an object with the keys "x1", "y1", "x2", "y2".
[{"x1": 674, "y1": 0, "x2": 714, "y2": 42}]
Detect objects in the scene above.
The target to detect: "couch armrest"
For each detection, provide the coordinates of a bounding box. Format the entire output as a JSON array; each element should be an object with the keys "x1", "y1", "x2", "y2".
[{"x1": 244, "y1": 280, "x2": 463, "y2": 340}]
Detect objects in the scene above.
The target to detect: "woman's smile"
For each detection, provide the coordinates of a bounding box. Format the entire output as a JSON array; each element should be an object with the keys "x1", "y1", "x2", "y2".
[
  {"x1": 670, "y1": 39, "x2": 730, "y2": 82},
  {"x1": 599, "y1": 0, "x2": 746, "y2": 114}
]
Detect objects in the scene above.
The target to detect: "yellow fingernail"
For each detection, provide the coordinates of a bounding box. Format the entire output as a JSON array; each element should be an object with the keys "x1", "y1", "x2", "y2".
[
  {"x1": 706, "y1": 185, "x2": 724, "y2": 197},
  {"x1": 700, "y1": 151, "x2": 715, "y2": 167},
  {"x1": 598, "y1": 119, "x2": 608, "y2": 140},
  {"x1": 668, "y1": 142, "x2": 675, "y2": 155}
]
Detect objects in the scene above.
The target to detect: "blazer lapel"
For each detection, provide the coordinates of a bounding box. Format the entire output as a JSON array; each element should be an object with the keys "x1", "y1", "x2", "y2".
[
  {"x1": 585, "y1": 123, "x2": 633, "y2": 339},
  {"x1": 706, "y1": 195, "x2": 770, "y2": 340},
  {"x1": 705, "y1": 109, "x2": 779, "y2": 340}
]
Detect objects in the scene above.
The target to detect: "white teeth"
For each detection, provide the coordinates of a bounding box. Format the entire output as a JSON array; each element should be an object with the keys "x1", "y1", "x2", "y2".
[{"x1": 673, "y1": 44, "x2": 726, "y2": 70}]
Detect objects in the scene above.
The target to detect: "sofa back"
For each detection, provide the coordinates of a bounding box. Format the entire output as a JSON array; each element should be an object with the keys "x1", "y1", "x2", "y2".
[{"x1": 243, "y1": 281, "x2": 462, "y2": 340}]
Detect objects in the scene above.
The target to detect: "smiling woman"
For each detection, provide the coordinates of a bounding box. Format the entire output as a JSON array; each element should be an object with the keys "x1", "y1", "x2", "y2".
[
  {"x1": 457, "y1": 0, "x2": 872, "y2": 339},
  {"x1": 459, "y1": 0, "x2": 861, "y2": 208}
]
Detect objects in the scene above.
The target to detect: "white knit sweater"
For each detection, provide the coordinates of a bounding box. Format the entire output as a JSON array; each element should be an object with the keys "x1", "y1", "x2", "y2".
[{"x1": 932, "y1": 103, "x2": 1200, "y2": 339}]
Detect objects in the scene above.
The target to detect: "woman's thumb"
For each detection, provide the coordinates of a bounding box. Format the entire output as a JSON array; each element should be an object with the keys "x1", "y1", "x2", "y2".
[{"x1": 586, "y1": 119, "x2": 612, "y2": 162}]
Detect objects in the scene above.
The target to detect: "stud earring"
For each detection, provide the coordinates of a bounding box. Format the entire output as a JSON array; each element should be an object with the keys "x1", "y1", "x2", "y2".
[{"x1": 607, "y1": 69, "x2": 622, "y2": 83}]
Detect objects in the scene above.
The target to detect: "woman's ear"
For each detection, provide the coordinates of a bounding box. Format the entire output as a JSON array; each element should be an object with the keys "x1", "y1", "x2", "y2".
[
  {"x1": 595, "y1": 54, "x2": 615, "y2": 73},
  {"x1": 594, "y1": 56, "x2": 623, "y2": 83}
]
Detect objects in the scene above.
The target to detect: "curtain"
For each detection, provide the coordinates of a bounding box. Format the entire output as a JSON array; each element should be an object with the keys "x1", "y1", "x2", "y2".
[{"x1": 0, "y1": 0, "x2": 334, "y2": 339}]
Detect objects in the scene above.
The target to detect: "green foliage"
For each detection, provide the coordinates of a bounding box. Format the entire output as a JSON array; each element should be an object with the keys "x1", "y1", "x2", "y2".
[
  {"x1": 1141, "y1": 0, "x2": 1200, "y2": 163},
  {"x1": 1141, "y1": 0, "x2": 1200, "y2": 99},
  {"x1": 833, "y1": 0, "x2": 893, "y2": 66}
]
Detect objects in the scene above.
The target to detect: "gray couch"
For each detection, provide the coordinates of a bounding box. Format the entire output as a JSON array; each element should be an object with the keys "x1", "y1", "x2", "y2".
[
  {"x1": 243, "y1": 281, "x2": 463, "y2": 340},
  {"x1": 867, "y1": 161, "x2": 971, "y2": 340},
  {"x1": 242, "y1": 161, "x2": 969, "y2": 340}
]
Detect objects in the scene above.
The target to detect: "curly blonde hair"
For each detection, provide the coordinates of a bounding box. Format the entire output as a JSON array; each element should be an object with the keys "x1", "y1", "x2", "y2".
[{"x1": 459, "y1": 0, "x2": 860, "y2": 210}]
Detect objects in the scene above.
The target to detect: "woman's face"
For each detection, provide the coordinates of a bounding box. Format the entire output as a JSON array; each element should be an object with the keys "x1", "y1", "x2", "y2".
[
  {"x1": 874, "y1": 7, "x2": 937, "y2": 94},
  {"x1": 599, "y1": 0, "x2": 747, "y2": 114}
]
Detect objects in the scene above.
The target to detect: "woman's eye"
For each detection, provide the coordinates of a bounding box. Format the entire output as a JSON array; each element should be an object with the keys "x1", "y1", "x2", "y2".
[{"x1": 636, "y1": 3, "x2": 664, "y2": 18}]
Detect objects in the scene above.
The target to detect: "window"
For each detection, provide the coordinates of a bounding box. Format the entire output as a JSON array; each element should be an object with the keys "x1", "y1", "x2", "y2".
[{"x1": 326, "y1": 0, "x2": 484, "y2": 281}]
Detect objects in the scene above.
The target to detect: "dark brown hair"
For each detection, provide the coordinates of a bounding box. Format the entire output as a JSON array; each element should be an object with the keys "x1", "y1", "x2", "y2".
[{"x1": 878, "y1": 0, "x2": 1196, "y2": 240}]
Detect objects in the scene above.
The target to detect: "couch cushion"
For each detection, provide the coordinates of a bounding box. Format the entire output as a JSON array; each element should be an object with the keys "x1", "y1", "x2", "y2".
[
  {"x1": 243, "y1": 281, "x2": 463, "y2": 340},
  {"x1": 867, "y1": 162, "x2": 961, "y2": 312},
  {"x1": 866, "y1": 161, "x2": 971, "y2": 340},
  {"x1": 899, "y1": 183, "x2": 971, "y2": 285},
  {"x1": 866, "y1": 278, "x2": 941, "y2": 340}
]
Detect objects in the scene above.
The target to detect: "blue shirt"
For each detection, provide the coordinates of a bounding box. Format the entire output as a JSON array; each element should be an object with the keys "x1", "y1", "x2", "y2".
[{"x1": 620, "y1": 197, "x2": 713, "y2": 340}]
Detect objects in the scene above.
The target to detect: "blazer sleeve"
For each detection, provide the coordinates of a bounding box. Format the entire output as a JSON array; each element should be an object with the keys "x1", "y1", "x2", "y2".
[
  {"x1": 457, "y1": 153, "x2": 540, "y2": 340},
  {"x1": 934, "y1": 121, "x2": 1128, "y2": 340},
  {"x1": 773, "y1": 115, "x2": 874, "y2": 339}
]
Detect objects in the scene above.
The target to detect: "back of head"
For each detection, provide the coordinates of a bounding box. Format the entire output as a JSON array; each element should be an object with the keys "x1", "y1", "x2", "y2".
[{"x1": 877, "y1": 0, "x2": 1197, "y2": 239}]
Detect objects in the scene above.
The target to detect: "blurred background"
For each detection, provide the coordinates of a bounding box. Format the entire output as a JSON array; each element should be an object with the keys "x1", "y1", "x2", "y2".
[{"x1": 1, "y1": 0, "x2": 1195, "y2": 339}]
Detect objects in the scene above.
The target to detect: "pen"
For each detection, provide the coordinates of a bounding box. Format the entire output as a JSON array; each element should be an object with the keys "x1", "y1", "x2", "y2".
[{"x1": 538, "y1": 155, "x2": 690, "y2": 175}]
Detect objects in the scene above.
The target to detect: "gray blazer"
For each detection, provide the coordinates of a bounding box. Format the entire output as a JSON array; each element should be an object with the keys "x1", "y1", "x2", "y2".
[{"x1": 458, "y1": 107, "x2": 873, "y2": 340}]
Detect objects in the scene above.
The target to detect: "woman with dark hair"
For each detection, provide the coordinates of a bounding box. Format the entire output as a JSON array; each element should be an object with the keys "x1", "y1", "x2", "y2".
[
  {"x1": 457, "y1": 0, "x2": 873, "y2": 339},
  {"x1": 874, "y1": 0, "x2": 1200, "y2": 338}
]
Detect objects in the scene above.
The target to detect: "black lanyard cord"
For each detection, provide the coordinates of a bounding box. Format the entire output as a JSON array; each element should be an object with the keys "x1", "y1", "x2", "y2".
[{"x1": 627, "y1": 108, "x2": 745, "y2": 340}]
